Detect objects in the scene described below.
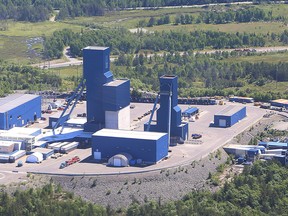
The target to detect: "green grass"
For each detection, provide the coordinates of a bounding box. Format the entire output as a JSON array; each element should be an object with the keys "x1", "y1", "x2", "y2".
[
  {"x1": 147, "y1": 21, "x2": 288, "y2": 35},
  {"x1": 49, "y1": 65, "x2": 83, "y2": 78},
  {"x1": 0, "y1": 20, "x2": 83, "y2": 37},
  {"x1": 0, "y1": 20, "x2": 83, "y2": 63},
  {"x1": 226, "y1": 81, "x2": 288, "y2": 94},
  {"x1": 65, "y1": 7, "x2": 204, "y2": 29},
  {"x1": 0, "y1": 35, "x2": 30, "y2": 64},
  {"x1": 223, "y1": 51, "x2": 288, "y2": 64},
  {"x1": 255, "y1": 3, "x2": 288, "y2": 18}
]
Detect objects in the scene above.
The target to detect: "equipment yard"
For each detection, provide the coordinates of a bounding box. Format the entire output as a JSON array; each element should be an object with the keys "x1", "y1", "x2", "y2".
[{"x1": 0, "y1": 102, "x2": 267, "y2": 177}]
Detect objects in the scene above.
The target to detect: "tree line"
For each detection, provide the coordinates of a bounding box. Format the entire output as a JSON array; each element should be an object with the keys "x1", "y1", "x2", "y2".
[
  {"x1": 44, "y1": 27, "x2": 288, "y2": 59},
  {"x1": 0, "y1": 0, "x2": 282, "y2": 22},
  {"x1": 0, "y1": 61, "x2": 61, "y2": 96},
  {"x1": 139, "y1": 7, "x2": 283, "y2": 27}
]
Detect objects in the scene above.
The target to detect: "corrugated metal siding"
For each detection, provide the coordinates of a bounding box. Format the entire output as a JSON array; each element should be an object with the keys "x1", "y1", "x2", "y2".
[
  {"x1": 92, "y1": 133, "x2": 168, "y2": 163},
  {"x1": 0, "y1": 95, "x2": 41, "y2": 130}
]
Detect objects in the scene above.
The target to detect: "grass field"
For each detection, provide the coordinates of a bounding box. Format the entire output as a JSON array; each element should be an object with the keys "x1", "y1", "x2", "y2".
[
  {"x1": 50, "y1": 65, "x2": 83, "y2": 78},
  {"x1": 0, "y1": 21, "x2": 82, "y2": 37},
  {"x1": 147, "y1": 21, "x2": 288, "y2": 35},
  {"x1": 227, "y1": 81, "x2": 288, "y2": 95},
  {"x1": 0, "y1": 21, "x2": 83, "y2": 64},
  {"x1": 223, "y1": 51, "x2": 288, "y2": 64},
  {"x1": 66, "y1": 7, "x2": 204, "y2": 29}
]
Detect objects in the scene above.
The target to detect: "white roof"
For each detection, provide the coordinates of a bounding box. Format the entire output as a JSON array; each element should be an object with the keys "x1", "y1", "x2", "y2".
[
  {"x1": 93, "y1": 129, "x2": 167, "y2": 140},
  {"x1": 8, "y1": 127, "x2": 41, "y2": 136},
  {"x1": 0, "y1": 94, "x2": 40, "y2": 113},
  {"x1": 66, "y1": 118, "x2": 87, "y2": 124},
  {"x1": 84, "y1": 46, "x2": 108, "y2": 51},
  {"x1": 104, "y1": 79, "x2": 128, "y2": 87}
]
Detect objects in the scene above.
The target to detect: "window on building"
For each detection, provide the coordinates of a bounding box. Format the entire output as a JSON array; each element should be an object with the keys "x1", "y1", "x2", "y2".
[{"x1": 17, "y1": 115, "x2": 22, "y2": 120}]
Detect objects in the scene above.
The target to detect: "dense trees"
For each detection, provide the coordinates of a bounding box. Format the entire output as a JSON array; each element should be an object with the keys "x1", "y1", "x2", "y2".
[
  {"x1": 0, "y1": 61, "x2": 61, "y2": 96},
  {"x1": 0, "y1": 1, "x2": 283, "y2": 22},
  {"x1": 44, "y1": 28, "x2": 275, "y2": 59},
  {"x1": 113, "y1": 50, "x2": 288, "y2": 101},
  {"x1": 0, "y1": 184, "x2": 106, "y2": 215},
  {"x1": 0, "y1": 0, "x2": 52, "y2": 22}
]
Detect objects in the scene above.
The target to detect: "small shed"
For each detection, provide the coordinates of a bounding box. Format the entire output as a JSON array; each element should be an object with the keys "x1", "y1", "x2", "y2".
[
  {"x1": 182, "y1": 107, "x2": 199, "y2": 118},
  {"x1": 26, "y1": 152, "x2": 43, "y2": 163},
  {"x1": 108, "y1": 153, "x2": 132, "y2": 167}
]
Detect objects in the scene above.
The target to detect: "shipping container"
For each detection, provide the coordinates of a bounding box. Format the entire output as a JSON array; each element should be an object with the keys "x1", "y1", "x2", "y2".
[
  {"x1": 229, "y1": 96, "x2": 254, "y2": 103},
  {"x1": 59, "y1": 142, "x2": 79, "y2": 154}
]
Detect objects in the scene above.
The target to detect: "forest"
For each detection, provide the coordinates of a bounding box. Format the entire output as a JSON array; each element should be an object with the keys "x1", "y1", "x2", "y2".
[
  {"x1": 0, "y1": 61, "x2": 62, "y2": 96},
  {"x1": 0, "y1": 160, "x2": 287, "y2": 215},
  {"x1": 43, "y1": 27, "x2": 288, "y2": 59},
  {"x1": 140, "y1": 7, "x2": 283, "y2": 27},
  {"x1": 113, "y1": 50, "x2": 288, "y2": 101},
  {"x1": 0, "y1": 0, "x2": 283, "y2": 22}
]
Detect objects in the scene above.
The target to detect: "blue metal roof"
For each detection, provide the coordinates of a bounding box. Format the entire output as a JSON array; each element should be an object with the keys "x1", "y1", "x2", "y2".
[
  {"x1": 183, "y1": 107, "x2": 198, "y2": 114},
  {"x1": 0, "y1": 94, "x2": 40, "y2": 113}
]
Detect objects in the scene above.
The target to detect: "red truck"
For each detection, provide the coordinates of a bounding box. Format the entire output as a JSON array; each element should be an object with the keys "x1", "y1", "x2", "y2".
[{"x1": 59, "y1": 156, "x2": 80, "y2": 169}]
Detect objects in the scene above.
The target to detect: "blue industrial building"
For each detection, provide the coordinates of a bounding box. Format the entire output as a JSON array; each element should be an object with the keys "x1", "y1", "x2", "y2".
[
  {"x1": 270, "y1": 99, "x2": 288, "y2": 109},
  {"x1": 214, "y1": 106, "x2": 246, "y2": 128},
  {"x1": 182, "y1": 107, "x2": 199, "y2": 118},
  {"x1": 83, "y1": 46, "x2": 130, "y2": 132},
  {"x1": 92, "y1": 129, "x2": 168, "y2": 164},
  {"x1": 0, "y1": 94, "x2": 41, "y2": 130},
  {"x1": 144, "y1": 75, "x2": 188, "y2": 143}
]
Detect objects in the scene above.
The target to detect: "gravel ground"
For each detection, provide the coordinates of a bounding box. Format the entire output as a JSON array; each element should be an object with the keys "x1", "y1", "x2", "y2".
[
  {"x1": 51, "y1": 149, "x2": 227, "y2": 209},
  {"x1": 229, "y1": 112, "x2": 287, "y2": 145}
]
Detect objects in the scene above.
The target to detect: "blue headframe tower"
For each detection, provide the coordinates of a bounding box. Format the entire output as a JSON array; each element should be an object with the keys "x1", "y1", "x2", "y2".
[
  {"x1": 83, "y1": 46, "x2": 130, "y2": 132},
  {"x1": 144, "y1": 75, "x2": 188, "y2": 144}
]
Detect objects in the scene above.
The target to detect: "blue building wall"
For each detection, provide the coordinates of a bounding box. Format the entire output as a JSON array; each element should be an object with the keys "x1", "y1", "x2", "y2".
[
  {"x1": 83, "y1": 47, "x2": 113, "y2": 126},
  {"x1": 145, "y1": 75, "x2": 188, "y2": 141},
  {"x1": 0, "y1": 96, "x2": 41, "y2": 130},
  {"x1": 83, "y1": 46, "x2": 130, "y2": 132},
  {"x1": 92, "y1": 134, "x2": 168, "y2": 164},
  {"x1": 103, "y1": 80, "x2": 130, "y2": 111},
  {"x1": 214, "y1": 107, "x2": 246, "y2": 128}
]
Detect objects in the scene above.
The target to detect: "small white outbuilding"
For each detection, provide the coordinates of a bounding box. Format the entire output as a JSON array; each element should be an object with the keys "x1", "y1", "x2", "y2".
[
  {"x1": 26, "y1": 152, "x2": 43, "y2": 163},
  {"x1": 108, "y1": 153, "x2": 132, "y2": 167}
]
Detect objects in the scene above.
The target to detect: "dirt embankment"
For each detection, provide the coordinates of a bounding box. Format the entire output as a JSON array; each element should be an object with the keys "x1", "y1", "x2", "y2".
[{"x1": 51, "y1": 150, "x2": 227, "y2": 209}]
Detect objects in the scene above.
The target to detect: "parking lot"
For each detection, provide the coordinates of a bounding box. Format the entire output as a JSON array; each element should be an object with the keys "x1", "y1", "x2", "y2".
[{"x1": 0, "y1": 101, "x2": 268, "y2": 178}]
